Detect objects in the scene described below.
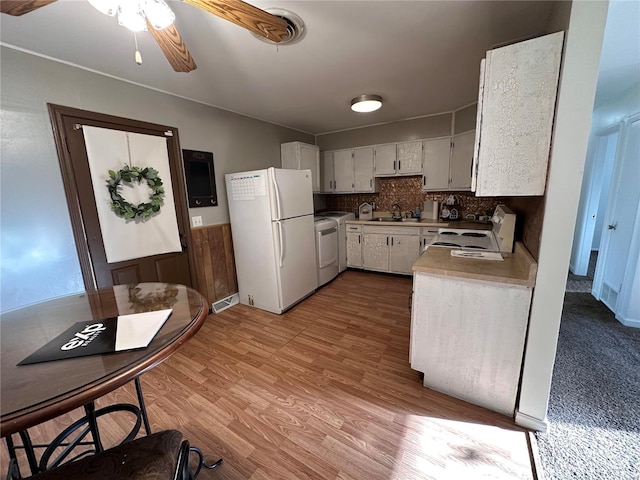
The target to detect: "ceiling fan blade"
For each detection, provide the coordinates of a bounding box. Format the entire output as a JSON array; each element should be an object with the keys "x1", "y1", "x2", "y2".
[
  {"x1": 183, "y1": 0, "x2": 290, "y2": 43},
  {"x1": 1, "y1": 0, "x2": 57, "y2": 16},
  {"x1": 146, "y1": 20, "x2": 197, "y2": 73}
]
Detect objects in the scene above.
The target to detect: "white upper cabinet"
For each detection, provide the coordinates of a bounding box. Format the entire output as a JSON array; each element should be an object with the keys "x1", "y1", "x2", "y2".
[
  {"x1": 396, "y1": 141, "x2": 423, "y2": 175},
  {"x1": 320, "y1": 148, "x2": 379, "y2": 194},
  {"x1": 333, "y1": 149, "x2": 354, "y2": 193},
  {"x1": 373, "y1": 143, "x2": 397, "y2": 176},
  {"x1": 281, "y1": 141, "x2": 320, "y2": 193},
  {"x1": 374, "y1": 142, "x2": 422, "y2": 177},
  {"x1": 422, "y1": 137, "x2": 451, "y2": 191},
  {"x1": 321, "y1": 151, "x2": 335, "y2": 193},
  {"x1": 473, "y1": 31, "x2": 564, "y2": 196},
  {"x1": 353, "y1": 147, "x2": 379, "y2": 193},
  {"x1": 449, "y1": 131, "x2": 475, "y2": 190}
]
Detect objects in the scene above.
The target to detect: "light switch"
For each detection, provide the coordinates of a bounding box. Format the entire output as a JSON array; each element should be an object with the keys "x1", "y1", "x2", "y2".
[{"x1": 192, "y1": 216, "x2": 203, "y2": 227}]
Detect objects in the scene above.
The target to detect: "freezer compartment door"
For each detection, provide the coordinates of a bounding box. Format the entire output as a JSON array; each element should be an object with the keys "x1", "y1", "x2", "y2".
[
  {"x1": 273, "y1": 215, "x2": 317, "y2": 311},
  {"x1": 269, "y1": 168, "x2": 314, "y2": 221}
]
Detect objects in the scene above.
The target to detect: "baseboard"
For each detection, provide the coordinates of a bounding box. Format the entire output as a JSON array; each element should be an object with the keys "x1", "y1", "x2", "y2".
[
  {"x1": 515, "y1": 411, "x2": 548, "y2": 432},
  {"x1": 616, "y1": 314, "x2": 640, "y2": 328}
]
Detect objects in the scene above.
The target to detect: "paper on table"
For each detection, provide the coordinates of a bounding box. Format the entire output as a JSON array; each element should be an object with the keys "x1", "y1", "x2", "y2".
[
  {"x1": 450, "y1": 250, "x2": 504, "y2": 261},
  {"x1": 115, "y1": 309, "x2": 173, "y2": 351}
]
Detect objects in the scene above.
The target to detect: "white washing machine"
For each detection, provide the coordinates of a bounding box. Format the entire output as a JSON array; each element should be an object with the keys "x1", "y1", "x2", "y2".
[
  {"x1": 315, "y1": 211, "x2": 356, "y2": 272},
  {"x1": 314, "y1": 217, "x2": 339, "y2": 286}
]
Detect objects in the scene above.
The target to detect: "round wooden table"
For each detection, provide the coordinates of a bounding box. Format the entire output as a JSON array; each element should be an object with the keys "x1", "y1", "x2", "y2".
[{"x1": 1, "y1": 283, "x2": 207, "y2": 438}]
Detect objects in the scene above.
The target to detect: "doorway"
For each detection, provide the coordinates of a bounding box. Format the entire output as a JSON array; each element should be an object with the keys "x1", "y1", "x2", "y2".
[
  {"x1": 591, "y1": 113, "x2": 640, "y2": 316},
  {"x1": 48, "y1": 104, "x2": 196, "y2": 292}
]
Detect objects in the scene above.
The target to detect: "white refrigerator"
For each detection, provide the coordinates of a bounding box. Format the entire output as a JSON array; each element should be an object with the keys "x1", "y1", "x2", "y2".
[{"x1": 225, "y1": 168, "x2": 317, "y2": 314}]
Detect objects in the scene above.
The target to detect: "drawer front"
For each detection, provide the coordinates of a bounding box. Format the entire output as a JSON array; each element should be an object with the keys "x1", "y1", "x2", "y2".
[
  {"x1": 346, "y1": 224, "x2": 362, "y2": 233},
  {"x1": 363, "y1": 225, "x2": 420, "y2": 236}
]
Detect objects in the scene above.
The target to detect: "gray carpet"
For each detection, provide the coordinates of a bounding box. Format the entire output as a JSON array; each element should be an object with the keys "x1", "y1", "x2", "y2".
[
  {"x1": 535, "y1": 293, "x2": 640, "y2": 479},
  {"x1": 565, "y1": 251, "x2": 597, "y2": 293}
]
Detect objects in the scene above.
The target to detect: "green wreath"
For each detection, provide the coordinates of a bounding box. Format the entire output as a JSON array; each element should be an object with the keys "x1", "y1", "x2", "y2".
[{"x1": 106, "y1": 165, "x2": 165, "y2": 221}]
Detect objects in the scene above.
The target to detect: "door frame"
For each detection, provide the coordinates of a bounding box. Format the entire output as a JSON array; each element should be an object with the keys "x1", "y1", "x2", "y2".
[
  {"x1": 591, "y1": 112, "x2": 640, "y2": 312},
  {"x1": 48, "y1": 103, "x2": 196, "y2": 292},
  {"x1": 570, "y1": 124, "x2": 620, "y2": 275}
]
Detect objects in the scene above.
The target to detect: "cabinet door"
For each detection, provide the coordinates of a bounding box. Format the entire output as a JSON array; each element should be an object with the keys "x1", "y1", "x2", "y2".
[
  {"x1": 422, "y1": 137, "x2": 451, "y2": 191},
  {"x1": 333, "y1": 149, "x2": 354, "y2": 193},
  {"x1": 389, "y1": 234, "x2": 421, "y2": 274},
  {"x1": 362, "y1": 233, "x2": 389, "y2": 271},
  {"x1": 397, "y1": 141, "x2": 423, "y2": 175},
  {"x1": 475, "y1": 32, "x2": 563, "y2": 196},
  {"x1": 346, "y1": 232, "x2": 362, "y2": 268},
  {"x1": 321, "y1": 151, "x2": 335, "y2": 193},
  {"x1": 299, "y1": 143, "x2": 320, "y2": 192},
  {"x1": 449, "y1": 131, "x2": 474, "y2": 190},
  {"x1": 353, "y1": 147, "x2": 375, "y2": 192},
  {"x1": 373, "y1": 144, "x2": 397, "y2": 176}
]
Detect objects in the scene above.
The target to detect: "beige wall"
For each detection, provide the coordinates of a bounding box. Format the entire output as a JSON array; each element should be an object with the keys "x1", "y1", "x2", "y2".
[
  {"x1": 516, "y1": 0, "x2": 609, "y2": 431},
  {"x1": 316, "y1": 113, "x2": 452, "y2": 150},
  {"x1": 0, "y1": 46, "x2": 311, "y2": 310},
  {"x1": 454, "y1": 104, "x2": 477, "y2": 134}
]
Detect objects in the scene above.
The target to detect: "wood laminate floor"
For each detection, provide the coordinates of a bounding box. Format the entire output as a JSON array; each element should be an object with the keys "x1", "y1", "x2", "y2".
[{"x1": 3, "y1": 270, "x2": 536, "y2": 479}]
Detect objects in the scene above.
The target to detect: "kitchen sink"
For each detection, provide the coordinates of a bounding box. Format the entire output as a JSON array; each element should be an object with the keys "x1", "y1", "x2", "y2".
[{"x1": 375, "y1": 217, "x2": 419, "y2": 222}]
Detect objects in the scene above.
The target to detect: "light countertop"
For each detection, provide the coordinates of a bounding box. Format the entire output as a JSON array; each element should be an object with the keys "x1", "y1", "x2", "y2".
[{"x1": 412, "y1": 242, "x2": 537, "y2": 287}]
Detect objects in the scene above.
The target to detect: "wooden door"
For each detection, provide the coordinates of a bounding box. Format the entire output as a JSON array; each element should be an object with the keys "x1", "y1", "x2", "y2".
[{"x1": 49, "y1": 104, "x2": 195, "y2": 292}]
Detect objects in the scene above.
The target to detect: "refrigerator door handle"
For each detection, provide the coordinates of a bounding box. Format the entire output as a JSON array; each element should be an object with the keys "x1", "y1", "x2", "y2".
[
  {"x1": 276, "y1": 220, "x2": 284, "y2": 267},
  {"x1": 273, "y1": 174, "x2": 283, "y2": 220}
]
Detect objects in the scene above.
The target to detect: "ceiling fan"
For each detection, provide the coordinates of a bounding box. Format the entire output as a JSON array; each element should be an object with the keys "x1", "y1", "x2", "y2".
[{"x1": 0, "y1": 0, "x2": 294, "y2": 73}]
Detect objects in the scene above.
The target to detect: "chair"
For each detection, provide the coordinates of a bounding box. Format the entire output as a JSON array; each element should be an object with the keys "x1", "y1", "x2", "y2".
[{"x1": 9, "y1": 430, "x2": 222, "y2": 480}]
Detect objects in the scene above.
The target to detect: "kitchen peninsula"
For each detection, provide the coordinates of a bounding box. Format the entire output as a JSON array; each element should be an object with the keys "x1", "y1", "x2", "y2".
[{"x1": 410, "y1": 242, "x2": 537, "y2": 416}]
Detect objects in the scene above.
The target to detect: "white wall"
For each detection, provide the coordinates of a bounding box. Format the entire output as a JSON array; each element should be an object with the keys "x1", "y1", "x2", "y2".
[
  {"x1": 0, "y1": 47, "x2": 312, "y2": 312},
  {"x1": 515, "y1": 0, "x2": 609, "y2": 431}
]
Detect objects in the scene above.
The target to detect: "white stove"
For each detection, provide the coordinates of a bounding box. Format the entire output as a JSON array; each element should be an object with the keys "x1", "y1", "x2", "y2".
[
  {"x1": 430, "y1": 228, "x2": 499, "y2": 251},
  {"x1": 425, "y1": 205, "x2": 516, "y2": 253}
]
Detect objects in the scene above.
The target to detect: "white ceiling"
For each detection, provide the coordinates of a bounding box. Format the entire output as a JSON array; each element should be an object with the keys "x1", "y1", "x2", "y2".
[
  {"x1": 594, "y1": 0, "x2": 640, "y2": 108},
  {"x1": 1, "y1": 1, "x2": 636, "y2": 135}
]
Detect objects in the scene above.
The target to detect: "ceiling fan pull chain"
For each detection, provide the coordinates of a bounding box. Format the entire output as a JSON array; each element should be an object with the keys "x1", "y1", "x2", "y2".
[{"x1": 133, "y1": 31, "x2": 143, "y2": 65}]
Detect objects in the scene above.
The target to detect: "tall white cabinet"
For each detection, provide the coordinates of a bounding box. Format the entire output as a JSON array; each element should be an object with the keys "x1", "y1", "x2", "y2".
[
  {"x1": 281, "y1": 141, "x2": 320, "y2": 193},
  {"x1": 472, "y1": 31, "x2": 564, "y2": 196}
]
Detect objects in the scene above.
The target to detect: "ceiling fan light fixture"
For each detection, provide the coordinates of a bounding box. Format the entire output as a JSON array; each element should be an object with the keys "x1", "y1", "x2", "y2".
[
  {"x1": 87, "y1": 0, "x2": 118, "y2": 16},
  {"x1": 351, "y1": 95, "x2": 383, "y2": 113},
  {"x1": 142, "y1": 0, "x2": 175, "y2": 30},
  {"x1": 117, "y1": 3, "x2": 147, "y2": 32}
]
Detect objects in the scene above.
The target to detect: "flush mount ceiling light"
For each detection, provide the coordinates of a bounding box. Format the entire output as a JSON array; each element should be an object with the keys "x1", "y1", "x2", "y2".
[{"x1": 350, "y1": 95, "x2": 383, "y2": 113}]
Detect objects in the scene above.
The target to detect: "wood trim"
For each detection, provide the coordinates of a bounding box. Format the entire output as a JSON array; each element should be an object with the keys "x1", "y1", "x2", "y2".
[
  {"x1": 47, "y1": 103, "x2": 197, "y2": 291},
  {"x1": 190, "y1": 223, "x2": 238, "y2": 305}
]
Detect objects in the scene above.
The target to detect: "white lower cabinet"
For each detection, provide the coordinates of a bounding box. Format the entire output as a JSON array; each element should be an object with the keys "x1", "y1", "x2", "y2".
[
  {"x1": 362, "y1": 233, "x2": 389, "y2": 271},
  {"x1": 410, "y1": 272, "x2": 532, "y2": 416},
  {"x1": 359, "y1": 225, "x2": 421, "y2": 275},
  {"x1": 389, "y1": 234, "x2": 421, "y2": 274},
  {"x1": 346, "y1": 225, "x2": 362, "y2": 268}
]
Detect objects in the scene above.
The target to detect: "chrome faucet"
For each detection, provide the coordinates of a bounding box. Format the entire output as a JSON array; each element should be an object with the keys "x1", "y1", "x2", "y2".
[{"x1": 391, "y1": 203, "x2": 402, "y2": 219}]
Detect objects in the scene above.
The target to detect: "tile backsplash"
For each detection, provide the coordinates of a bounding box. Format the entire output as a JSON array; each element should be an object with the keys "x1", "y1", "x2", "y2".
[{"x1": 323, "y1": 176, "x2": 508, "y2": 220}]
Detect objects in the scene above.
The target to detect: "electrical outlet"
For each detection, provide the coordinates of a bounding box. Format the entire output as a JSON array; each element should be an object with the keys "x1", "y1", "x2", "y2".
[{"x1": 192, "y1": 216, "x2": 203, "y2": 227}]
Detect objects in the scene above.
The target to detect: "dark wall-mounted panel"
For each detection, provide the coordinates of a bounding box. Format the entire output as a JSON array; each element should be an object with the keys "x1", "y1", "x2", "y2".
[{"x1": 182, "y1": 149, "x2": 217, "y2": 208}]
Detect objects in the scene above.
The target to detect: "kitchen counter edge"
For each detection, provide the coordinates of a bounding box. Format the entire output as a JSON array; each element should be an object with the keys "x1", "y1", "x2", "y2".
[{"x1": 412, "y1": 242, "x2": 537, "y2": 287}]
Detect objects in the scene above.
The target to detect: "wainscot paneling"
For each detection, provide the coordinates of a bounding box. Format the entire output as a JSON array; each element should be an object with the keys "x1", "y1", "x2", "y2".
[{"x1": 190, "y1": 223, "x2": 237, "y2": 305}]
